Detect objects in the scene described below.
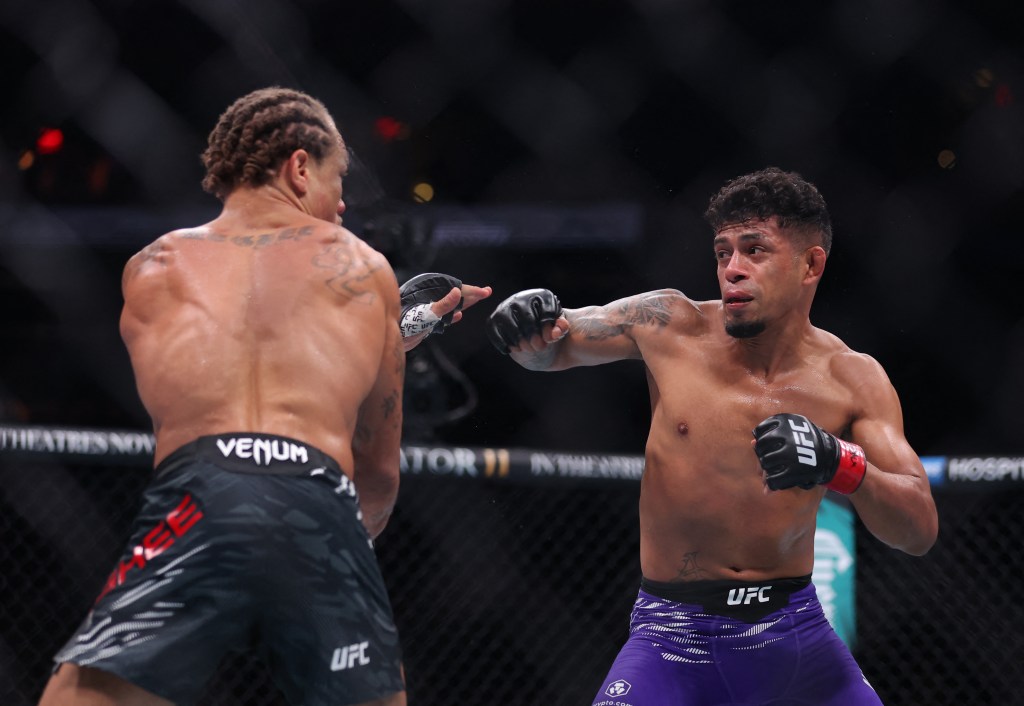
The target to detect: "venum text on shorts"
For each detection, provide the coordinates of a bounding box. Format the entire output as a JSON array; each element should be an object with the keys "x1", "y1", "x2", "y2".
[{"x1": 216, "y1": 436, "x2": 309, "y2": 466}]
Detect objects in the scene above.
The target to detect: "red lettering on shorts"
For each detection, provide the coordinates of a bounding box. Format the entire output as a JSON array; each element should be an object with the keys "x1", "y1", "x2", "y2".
[
  {"x1": 117, "y1": 549, "x2": 146, "y2": 585},
  {"x1": 142, "y1": 523, "x2": 174, "y2": 560},
  {"x1": 166, "y1": 494, "x2": 203, "y2": 536},
  {"x1": 95, "y1": 493, "x2": 204, "y2": 603}
]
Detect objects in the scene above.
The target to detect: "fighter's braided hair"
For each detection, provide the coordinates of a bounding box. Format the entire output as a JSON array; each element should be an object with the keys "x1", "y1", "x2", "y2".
[
  {"x1": 201, "y1": 87, "x2": 339, "y2": 200},
  {"x1": 704, "y1": 167, "x2": 833, "y2": 255}
]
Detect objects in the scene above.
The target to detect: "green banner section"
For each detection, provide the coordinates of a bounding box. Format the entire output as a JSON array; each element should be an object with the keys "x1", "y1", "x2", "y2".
[{"x1": 814, "y1": 498, "x2": 856, "y2": 649}]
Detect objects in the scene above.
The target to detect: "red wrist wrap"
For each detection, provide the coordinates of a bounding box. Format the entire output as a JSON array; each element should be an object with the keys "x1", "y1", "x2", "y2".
[{"x1": 826, "y1": 439, "x2": 867, "y2": 494}]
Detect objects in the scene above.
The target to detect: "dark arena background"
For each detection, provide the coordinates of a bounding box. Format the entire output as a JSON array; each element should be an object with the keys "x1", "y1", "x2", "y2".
[{"x1": 2, "y1": 1, "x2": 1023, "y2": 705}]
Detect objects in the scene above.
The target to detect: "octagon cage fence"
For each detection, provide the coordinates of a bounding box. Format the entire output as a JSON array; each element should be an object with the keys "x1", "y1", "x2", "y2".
[{"x1": 1, "y1": 424, "x2": 1021, "y2": 706}]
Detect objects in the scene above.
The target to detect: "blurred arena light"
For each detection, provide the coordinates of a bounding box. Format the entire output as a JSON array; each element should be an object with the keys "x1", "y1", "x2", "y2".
[
  {"x1": 374, "y1": 115, "x2": 409, "y2": 142},
  {"x1": 35, "y1": 128, "x2": 64, "y2": 155},
  {"x1": 412, "y1": 181, "x2": 435, "y2": 203}
]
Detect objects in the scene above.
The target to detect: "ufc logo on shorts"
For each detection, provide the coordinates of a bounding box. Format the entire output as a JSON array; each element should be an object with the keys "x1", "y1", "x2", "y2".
[
  {"x1": 787, "y1": 419, "x2": 817, "y2": 466},
  {"x1": 331, "y1": 642, "x2": 370, "y2": 671},
  {"x1": 727, "y1": 585, "x2": 773, "y2": 605}
]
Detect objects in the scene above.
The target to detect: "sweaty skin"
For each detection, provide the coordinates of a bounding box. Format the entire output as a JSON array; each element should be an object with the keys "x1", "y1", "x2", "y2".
[
  {"x1": 120, "y1": 148, "x2": 404, "y2": 541},
  {"x1": 510, "y1": 219, "x2": 937, "y2": 583},
  {"x1": 39, "y1": 93, "x2": 409, "y2": 706}
]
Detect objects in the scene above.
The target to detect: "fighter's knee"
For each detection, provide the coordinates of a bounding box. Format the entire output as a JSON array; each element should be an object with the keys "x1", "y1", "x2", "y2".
[{"x1": 38, "y1": 663, "x2": 78, "y2": 706}]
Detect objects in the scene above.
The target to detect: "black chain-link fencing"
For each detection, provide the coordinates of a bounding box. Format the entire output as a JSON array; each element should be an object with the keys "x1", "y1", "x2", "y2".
[{"x1": 2, "y1": 448, "x2": 1021, "y2": 706}]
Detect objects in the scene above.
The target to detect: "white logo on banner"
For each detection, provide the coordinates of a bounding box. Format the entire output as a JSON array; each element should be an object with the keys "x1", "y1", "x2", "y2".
[{"x1": 813, "y1": 529, "x2": 853, "y2": 627}]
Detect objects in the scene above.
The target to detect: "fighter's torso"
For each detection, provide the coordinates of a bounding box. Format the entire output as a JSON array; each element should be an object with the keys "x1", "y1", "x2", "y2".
[
  {"x1": 635, "y1": 297, "x2": 859, "y2": 583},
  {"x1": 120, "y1": 221, "x2": 390, "y2": 471}
]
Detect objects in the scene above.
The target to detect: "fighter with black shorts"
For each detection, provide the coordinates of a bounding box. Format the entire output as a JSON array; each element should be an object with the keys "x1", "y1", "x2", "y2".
[
  {"x1": 37, "y1": 87, "x2": 498, "y2": 706},
  {"x1": 39, "y1": 88, "x2": 493, "y2": 706},
  {"x1": 54, "y1": 434, "x2": 403, "y2": 705}
]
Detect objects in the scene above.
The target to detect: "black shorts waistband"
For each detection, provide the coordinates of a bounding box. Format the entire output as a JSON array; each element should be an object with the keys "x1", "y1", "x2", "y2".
[
  {"x1": 640, "y1": 574, "x2": 813, "y2": 623},
  {"x1": 156, "y1": 433, "x2": 343, "y2": 478}
]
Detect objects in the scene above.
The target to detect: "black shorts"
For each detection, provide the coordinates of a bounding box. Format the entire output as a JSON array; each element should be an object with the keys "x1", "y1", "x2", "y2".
[{"x1": 53, "y1": 433, "x2": 404, "y2": 706}]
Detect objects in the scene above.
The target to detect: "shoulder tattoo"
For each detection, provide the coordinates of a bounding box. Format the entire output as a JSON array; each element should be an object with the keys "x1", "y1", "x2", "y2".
[
  {"x1": 312, "y1": 243, "x2": 384, "y2": 303},
  {"x1": 122, "y1": 241, "x2": 164, "y2": 287}
]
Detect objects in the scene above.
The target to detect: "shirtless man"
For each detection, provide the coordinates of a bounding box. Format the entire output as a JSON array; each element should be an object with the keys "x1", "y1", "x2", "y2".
[
  {"x1": 486, "y1": 167, "x2": 938, "y2": 705},
  {"x1": 38, "y1": 87, "x2": 488, "y2": 706}
]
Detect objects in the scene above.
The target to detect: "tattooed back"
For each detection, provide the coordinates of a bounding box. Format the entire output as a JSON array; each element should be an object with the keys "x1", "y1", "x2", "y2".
[{"x1": 119, "y1": 219, "x2": 401, "y2": 472}]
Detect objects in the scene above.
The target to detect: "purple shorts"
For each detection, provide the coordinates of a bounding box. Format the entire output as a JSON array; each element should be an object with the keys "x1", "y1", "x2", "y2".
[{"x1": 592, "y1": 576, "x2": 882, "y2": 706}]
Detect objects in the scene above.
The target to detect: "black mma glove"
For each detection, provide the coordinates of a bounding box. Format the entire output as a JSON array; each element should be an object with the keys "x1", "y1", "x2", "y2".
[
  {"x1": 752, "y1": 413, "x2": 866, "y2": 494},
  {"x1": 399, "y1": 273, "x2": 462, "y2": 338},
  {"x1": 486, "y1": 288, "x2": 562, "y2": 355}
]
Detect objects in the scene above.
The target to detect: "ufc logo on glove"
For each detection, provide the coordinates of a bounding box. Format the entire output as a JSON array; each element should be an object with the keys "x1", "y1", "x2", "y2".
[
  {"x1": 753, "y1": 412, "x2": 866, "y2": 494},
  {"x1": 787, "y1": 418, "x2": 818, "y2": 466}
]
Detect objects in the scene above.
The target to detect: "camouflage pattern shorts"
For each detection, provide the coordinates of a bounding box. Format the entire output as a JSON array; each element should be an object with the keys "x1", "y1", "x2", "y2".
[{"x1": 54, "y1": 433, "x2": 404, "y2": 705}]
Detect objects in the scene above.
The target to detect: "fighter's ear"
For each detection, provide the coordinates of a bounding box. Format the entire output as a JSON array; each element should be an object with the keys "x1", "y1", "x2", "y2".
[
  {"x1": 803, "y1": 245, "x2": 827, "y2": 283},
  {"x1": 282, "y1": 149, "x2": 311, "y2": 194}
]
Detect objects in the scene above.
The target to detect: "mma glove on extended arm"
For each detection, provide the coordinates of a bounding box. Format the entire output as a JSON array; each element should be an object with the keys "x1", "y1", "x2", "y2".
[
  {"x1": 752, "y1": 413, "x2": 866, "y2": 494},
  {"x1": 399, "y1": 273, "x2": 462, "y2": 338},
  {"x1": 486, "y1": 288, "x2": 562, "y2": 354}
]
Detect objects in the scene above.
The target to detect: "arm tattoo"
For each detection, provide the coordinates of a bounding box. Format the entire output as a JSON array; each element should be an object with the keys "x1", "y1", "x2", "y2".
[
  {"x1": 382, "y1": 389, "x2": 399, "y2": 419},
  {"x1": 570, "y1": 293, "x2": 672, "y2": 341},
  {"x1": 354, "y1": 420, "x2": 372, "y2": 444}
]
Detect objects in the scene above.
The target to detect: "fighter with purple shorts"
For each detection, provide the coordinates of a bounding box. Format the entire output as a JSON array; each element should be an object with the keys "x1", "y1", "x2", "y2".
[
  {"x1": 594, "y1": 577, "x2": 876, "y2": 705},
  {"x1": 487, "y1": 167, "x2": 938, "y2": 704}
]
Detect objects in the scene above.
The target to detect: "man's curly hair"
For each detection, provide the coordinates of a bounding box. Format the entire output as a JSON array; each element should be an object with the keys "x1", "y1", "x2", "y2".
[
  {"x1": 704, "y1": 167, "x2": 833, "y2": 254},
  {"x1": 201, "y1": 87, "x2": 340, "y2": 200}
]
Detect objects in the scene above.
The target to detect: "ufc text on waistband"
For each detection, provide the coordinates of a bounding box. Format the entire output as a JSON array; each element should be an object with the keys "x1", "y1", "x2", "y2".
[{"x1": 640, "y1": 574, "x2": 812, "y2": 623}]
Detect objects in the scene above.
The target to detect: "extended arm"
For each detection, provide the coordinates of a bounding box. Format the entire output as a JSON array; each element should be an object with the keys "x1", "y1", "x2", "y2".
[
  {"x1": 352, "y1": 261, "x2": 406, "y2": 539},
  {"x1": 487, "y1": 289, "x2": 681, "y2": 370},
  {"x1": 399, "y1": 272, "x2": 493, "y2": 352}
]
